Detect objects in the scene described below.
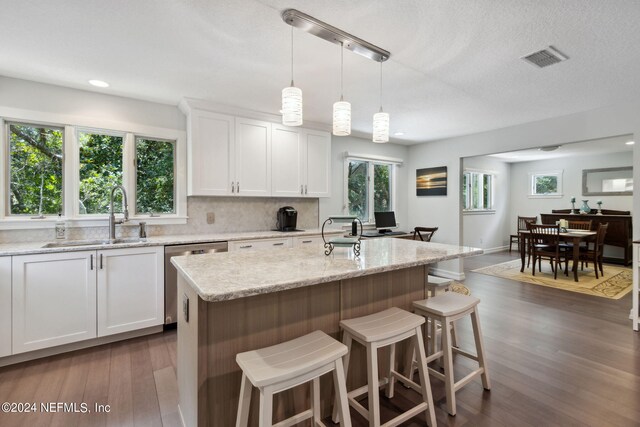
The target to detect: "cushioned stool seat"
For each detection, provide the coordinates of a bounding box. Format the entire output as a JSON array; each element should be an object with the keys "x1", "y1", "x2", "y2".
[{"x1": 236, "y1": 330, "x2": 351, "y2": 427}]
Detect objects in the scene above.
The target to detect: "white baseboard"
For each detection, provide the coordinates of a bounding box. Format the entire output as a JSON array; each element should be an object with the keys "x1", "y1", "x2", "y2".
[
  {"x1": 429, "y1": 267, "x2": 465, "y2": 281},
  {"x1": 483, "y1": 245, "x2": 509, "y2": 254}
]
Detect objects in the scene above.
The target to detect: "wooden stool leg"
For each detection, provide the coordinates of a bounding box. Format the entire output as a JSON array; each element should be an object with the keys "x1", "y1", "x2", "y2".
[
  {"x1": 332, "y1": 333, "x2": 353, "y2": 423},
  {"x1": 333, "y1": 357, "x2": 352, "y2": 427},
  {"x1": 311, "y1": 377, "x2": 321, "y2": 425},
  {"x1": 236, "y1": 372, "x2": 252, "y2": 427},
  {"x1": 471, "y1": 309, "x2": 491, "y2": 390},
  {"x1": 414, "y1": 327, "x2": 437, "y2": 427},
  {"x1": 403, "y1": 338, "x2": 416, "y2": 383},
  {"x1": 386, "y1": 343, "x2": 396, "y2": 398},
  {"x1": 259, "y1": 388, "x2": 273, "y2": 427},
  {"x1": 366, "y1": 343, "x2": 381, "y2": 427},
  {"x1": 441, "y1": 317, "x2": 456, "y2": 416},
  {"x1": 429, "y1": 317, "x2": 438, "y2": 356},
  {"x1": 451, "y1": 321, "x2": 458, "y2": 348}
]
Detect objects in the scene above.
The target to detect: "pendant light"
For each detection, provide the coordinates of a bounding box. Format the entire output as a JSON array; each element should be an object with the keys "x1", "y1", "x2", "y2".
[
  {"x1": 372, "y1": 60, "x2": 389, "y2": 143},
  {"x1": 333, "y1": 43, "x2": 351, "y2": 136},
  {"x1": 282, "y1": 25, "x2": 303, "y2": 126}
]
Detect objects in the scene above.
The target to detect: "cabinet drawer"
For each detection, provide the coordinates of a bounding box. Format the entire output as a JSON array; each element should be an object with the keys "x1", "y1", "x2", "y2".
[{"x1": 229, "y1": 238, "x2": 292, "y2": 251}]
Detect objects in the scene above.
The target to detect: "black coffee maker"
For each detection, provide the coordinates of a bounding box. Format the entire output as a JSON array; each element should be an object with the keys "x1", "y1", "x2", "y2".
[{"x1": 276, "y1": 206, "x2": 298, "y2": 231}]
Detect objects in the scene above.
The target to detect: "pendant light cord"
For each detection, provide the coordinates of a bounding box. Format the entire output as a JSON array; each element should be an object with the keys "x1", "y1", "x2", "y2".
[
  {"x1": 290, "y1": 25, "x2": 294, "y2": 86},
  {"x1": 340, "y1": 42, "x2": 344, "y2": 101},
  {"x1": 379, "y1": 60, "x2": 383, "y2": 112}
]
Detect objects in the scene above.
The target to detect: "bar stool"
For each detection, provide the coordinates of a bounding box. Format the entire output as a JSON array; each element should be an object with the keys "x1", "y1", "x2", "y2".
[
  {"x1": 426, "y1": 275, "x2": 457, "y2": 353},
  {"x1": 333, "y1": 307, "x2": 436, "y2": 427},
  {"x1": 235, "y1": 330, "x2": 351, "y2": 427},
  {"x1": 412, "y1": 292, "x2": 491, "y2": 416}
]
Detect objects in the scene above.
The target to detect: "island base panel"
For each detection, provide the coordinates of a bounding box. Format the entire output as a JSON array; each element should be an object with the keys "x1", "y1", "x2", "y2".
[{"x1": 179, "y1": 265, "x2": 428, "y2": 426}]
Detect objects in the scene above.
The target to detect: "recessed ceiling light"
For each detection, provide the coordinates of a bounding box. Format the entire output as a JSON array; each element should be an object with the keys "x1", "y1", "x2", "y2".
[
  {"x1": 625, "y1": 141, "x2": 635, "y2": 145},
  {"x1": 88, "y1": 79, "x2": 109, "y2": 88},
  {"x1": 393, "y1": 131, "x2": 404, "y2": 136}
]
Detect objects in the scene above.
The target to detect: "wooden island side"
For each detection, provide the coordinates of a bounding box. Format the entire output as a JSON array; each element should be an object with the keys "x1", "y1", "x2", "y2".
[{"x1": 172, "y1": 238, "x2": 482, "y2": 426}]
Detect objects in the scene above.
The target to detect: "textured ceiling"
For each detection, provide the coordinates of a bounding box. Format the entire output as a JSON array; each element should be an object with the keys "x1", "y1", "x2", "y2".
[{"x1": 1, "y1": 0, "x2": 640, "y2": 144}]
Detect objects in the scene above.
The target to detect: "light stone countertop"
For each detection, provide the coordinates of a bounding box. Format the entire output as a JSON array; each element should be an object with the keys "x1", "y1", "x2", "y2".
[
  {"x1": 171, "y1": 238, "x2": 483, "y2": 302},
  {"x1": 0, "y1": 229, "x2": 342, "y2": 256}
]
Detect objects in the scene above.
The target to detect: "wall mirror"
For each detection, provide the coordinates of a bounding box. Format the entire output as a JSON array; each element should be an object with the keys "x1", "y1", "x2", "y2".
[{"x1": 582, "y1": 166, "x2": 633, "y2": 196}]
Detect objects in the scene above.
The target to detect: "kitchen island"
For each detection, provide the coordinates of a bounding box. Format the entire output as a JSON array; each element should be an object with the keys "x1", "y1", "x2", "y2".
[{"x1": 172, "y1": 238, "x2": 482, "y2": 426}]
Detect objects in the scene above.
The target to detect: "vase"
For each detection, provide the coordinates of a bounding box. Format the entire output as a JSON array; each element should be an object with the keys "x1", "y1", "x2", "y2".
[{"x1": 579, "y1": 200, "x2": 590, "y2": 214}]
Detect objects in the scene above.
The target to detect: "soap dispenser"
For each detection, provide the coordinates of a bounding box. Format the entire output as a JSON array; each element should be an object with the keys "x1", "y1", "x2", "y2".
[{"x1": 55, "y1": 213, "x2": 66, "y2": 239}]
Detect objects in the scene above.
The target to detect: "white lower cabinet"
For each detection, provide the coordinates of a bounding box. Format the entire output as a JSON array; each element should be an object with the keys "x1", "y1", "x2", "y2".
[
  {"x1": 97, "y1": 246, "x2": 164, "y2": 337},
  {"x1": 10, "y1": 246, "x2": 164, "y2": 355},
  {"x1": 293, "y1": 236, "x2": 324, "y2": 248},
  {"x1": 12, "y1": 251, "x2": 97, "y2": 354},
  {"x1": 229, "y1": 237, "x2": 292, "y2": 252},
  {"x1": 0, "y1": 257, "x2": 12, "y2": 357}
]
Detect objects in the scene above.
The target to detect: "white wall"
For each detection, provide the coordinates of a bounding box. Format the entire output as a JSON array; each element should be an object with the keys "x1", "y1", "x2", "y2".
[
  {"x1": 407, "y1": 100, "x2": 639, "y2": 278},
  {"x1": 509, "y1": 152, "x2": 633, "y2": 229},
  {"x1": 319, "y1": 135, "x2": 409, "y2": 227},
  {"x1": 462, "y1": 156, "x2": 511, "y2": 251}
]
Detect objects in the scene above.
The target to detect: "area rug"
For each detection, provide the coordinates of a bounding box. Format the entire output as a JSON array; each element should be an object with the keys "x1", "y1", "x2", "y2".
[{"x1": 471, "y1": 259, "x2": 632, "y2": 299}]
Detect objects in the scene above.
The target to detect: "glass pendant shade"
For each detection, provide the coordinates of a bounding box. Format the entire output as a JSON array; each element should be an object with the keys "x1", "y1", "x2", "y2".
[
  {"x1": 281, "y1": 85, "x2": 303, "y2": 126},
  {"x1": 333, "y1": 100, "x2": 351, "y2": 136},
  {"x1": 372, "y1": 111, "x2": 389, "y2": 143}
]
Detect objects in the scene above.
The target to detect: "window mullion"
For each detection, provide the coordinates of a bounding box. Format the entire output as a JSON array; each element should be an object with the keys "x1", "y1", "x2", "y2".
[
  {"x1": 123, "y1": 133, "x2": 136, "y2": 215},
  {"x1": 368, "y1": 162, "x2": 374, "y2": 222},
  {"x1": 66, "y1": 126, "x2": 78, "y2": 218}
]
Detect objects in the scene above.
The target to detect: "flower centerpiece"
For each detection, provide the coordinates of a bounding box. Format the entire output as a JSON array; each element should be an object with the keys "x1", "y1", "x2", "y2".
[{"x1": 596, "y1": 200, "x2": 603, "y2": 215}]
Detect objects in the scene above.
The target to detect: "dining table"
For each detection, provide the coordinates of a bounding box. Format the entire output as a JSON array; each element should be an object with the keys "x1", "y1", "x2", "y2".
[{"x1": 519, "y1": 229, "x2": 597, "y2": 282}]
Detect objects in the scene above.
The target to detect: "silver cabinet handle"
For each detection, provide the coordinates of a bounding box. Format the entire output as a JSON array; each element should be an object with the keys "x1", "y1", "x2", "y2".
[
  {"x1": 239, "y1": 245, "x2": 252, "y2": 249},
  {"x1": 300, "y1": 185, "x2": 303, "y2": 194},
  {"x1": 302, "y1": 240, "x2": 312, "y2": 243},
  {"x1": 237, "y1": 182, "x2": 240, "y2": 193},
  {"x1": 100, "y1": 254, "x2": 104, "y2": 270},
  {"x1": 305, "y1": 185, "x2": 308, "y2": 194},
  {"x1": 273, "y1": 242, "x2": 285, "y2": 246},
  {"x1": 231, "y1": 182, "x2": 235, "y2": 193},
  {"x1": 90, "y1": 254, "x2": 94, "y2": 270}
]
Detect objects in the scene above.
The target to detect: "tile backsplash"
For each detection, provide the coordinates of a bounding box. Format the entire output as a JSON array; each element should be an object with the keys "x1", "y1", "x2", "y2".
[{"x1": 0, "y1": 197, "x2": 319, "y2": 243}]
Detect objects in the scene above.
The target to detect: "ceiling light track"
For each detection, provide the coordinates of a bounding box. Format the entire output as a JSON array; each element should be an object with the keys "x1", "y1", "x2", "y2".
[{"x1": 282, "y1": 9, "x2": 390, "y2": 63}]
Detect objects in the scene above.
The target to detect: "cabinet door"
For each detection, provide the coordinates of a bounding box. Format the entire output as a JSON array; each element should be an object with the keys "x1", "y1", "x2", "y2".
[
  {"x1": 303, "y1": 130, "x2": 331, "y2": 197},
  {"x1": 97, "y1": 246, "x2": 164, "y2": 337},
  {"x1": 0, "y1": 257, "x2": 11, "y2": 357},
  {"x1": 235, "y1": 118, "x2": 271, "y2": 196},
  {"x1": 229, "y1": 238, "x2": 292, "y2": 252},
  {"x1": 12, "y1": 251, "x2": 96, "y2": 354},
  {"x1": 272, "y1": 124, "x2": 304, "y2": 197},
  {"x1": 188, "y1": 110, "x2": 235, "y2": 196}
]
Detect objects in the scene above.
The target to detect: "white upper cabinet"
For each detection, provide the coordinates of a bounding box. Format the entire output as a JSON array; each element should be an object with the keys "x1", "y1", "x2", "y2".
[
  {"x1": 235, "y1": 118, "x2": 272, "y2": 197},
  {"x1": 272, "y1": 126, "x2": 331, "y2": 198},
  {"x1": 303, "y1": 130, "x2": 331, "y2": 197},
  {"x1": 272, "y1": 124, "x2": 304, "y2": 197},
  {"x1": 187, "y1": 110, "x2": 235, "y2": 196},
  {"x1": 12, "y1": 251, "x2": 97, "y2": 354},
  {"x1": 0, "y1": 257, "x2": 11, "y2": 357},
  {"x1": 183, "y1": 101, "x2": 331, "y2": 198}
]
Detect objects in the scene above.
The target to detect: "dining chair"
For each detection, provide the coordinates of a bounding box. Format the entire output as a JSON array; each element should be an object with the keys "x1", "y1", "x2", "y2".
[
  {"x1": 567, "y1": 220, "x2": 592, "y2": 230},
  {"x1": 526, "y1": 222, "x2": 570, "y2": 279},
  {"x1": 509, "y1": 216, "x2": 537, "y2": 252},
  {"x1": 578, "y1": 223, "x2": 608, "y2": 279},
  {"x1": 413, "y1": 227, "x2": 438, "y2": 242}
]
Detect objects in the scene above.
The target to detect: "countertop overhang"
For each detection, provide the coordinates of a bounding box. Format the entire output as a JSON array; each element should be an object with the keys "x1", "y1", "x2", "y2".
[{"x1": 171, "y1": 239, "x2": 482, "y2": 302}]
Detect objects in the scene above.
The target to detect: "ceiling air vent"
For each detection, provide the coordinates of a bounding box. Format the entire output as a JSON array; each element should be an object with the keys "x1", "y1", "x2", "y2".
[{"x1": 521, "y1": 46, "x2": 568, "y2": 68}]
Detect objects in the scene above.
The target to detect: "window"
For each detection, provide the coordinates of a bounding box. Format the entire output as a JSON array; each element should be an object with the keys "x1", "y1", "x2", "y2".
[
  {"x1": 8, "y1": 122, "x2": 64, "y2": 216},
  {"x1": 135, "y1": 137, "x2": 175, "y2": 214},
  {"x1": 78, "y1": 131, "x2": 124, "y2": 214},
  {"x1": 346, "y1": 158, "x2": 394, "y2": 223},
  {"x1": 2, "y1": 119, "x2": 181, "y2": 223},
  {"x1": 529, "y1": 170, "x2": 563, "y2": 197},
  {"x1": 463, "y1": 170, "x2": 494, "y2": 211}
]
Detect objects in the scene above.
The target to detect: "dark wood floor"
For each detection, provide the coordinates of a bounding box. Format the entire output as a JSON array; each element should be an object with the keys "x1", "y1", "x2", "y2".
[{"x1": 1, "y1": 251, "x2": 638, "y2": 426}]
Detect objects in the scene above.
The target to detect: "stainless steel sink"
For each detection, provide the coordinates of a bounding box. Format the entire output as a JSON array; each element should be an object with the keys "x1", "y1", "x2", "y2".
[{"x1": 42, "y1": 238, "x2": 146, "y2": 248}]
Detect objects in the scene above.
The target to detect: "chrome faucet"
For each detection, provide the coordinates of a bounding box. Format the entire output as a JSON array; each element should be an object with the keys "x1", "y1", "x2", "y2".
[{"x1": 108, "y1": 185, "x2": 129, "y2": 240}]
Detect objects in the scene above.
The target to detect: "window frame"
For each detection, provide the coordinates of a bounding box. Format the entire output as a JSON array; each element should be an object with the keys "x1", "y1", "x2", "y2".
[
  {"x1": 343, "y1": 155, "x2": 398, "y2": 224},
  {"x1": 462, "y1": 169, "x2": 495, "y2": 213},
  {"x1": 528, "y1": 170, "x2": 563, "y2": 198},
  {"x1": 0, "y1": 115, "x2": 187, "y2": 229}
]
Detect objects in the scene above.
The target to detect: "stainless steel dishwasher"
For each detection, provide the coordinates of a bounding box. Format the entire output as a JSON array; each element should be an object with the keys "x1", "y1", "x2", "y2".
[{"x1": 164, "y1": 241, "x2": 228, "y2": 325}]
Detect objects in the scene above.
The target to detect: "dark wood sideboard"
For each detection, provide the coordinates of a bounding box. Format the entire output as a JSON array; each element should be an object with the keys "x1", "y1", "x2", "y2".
[{"x1": 541, "y1": 210, "x2": 632, "y2": 265}]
